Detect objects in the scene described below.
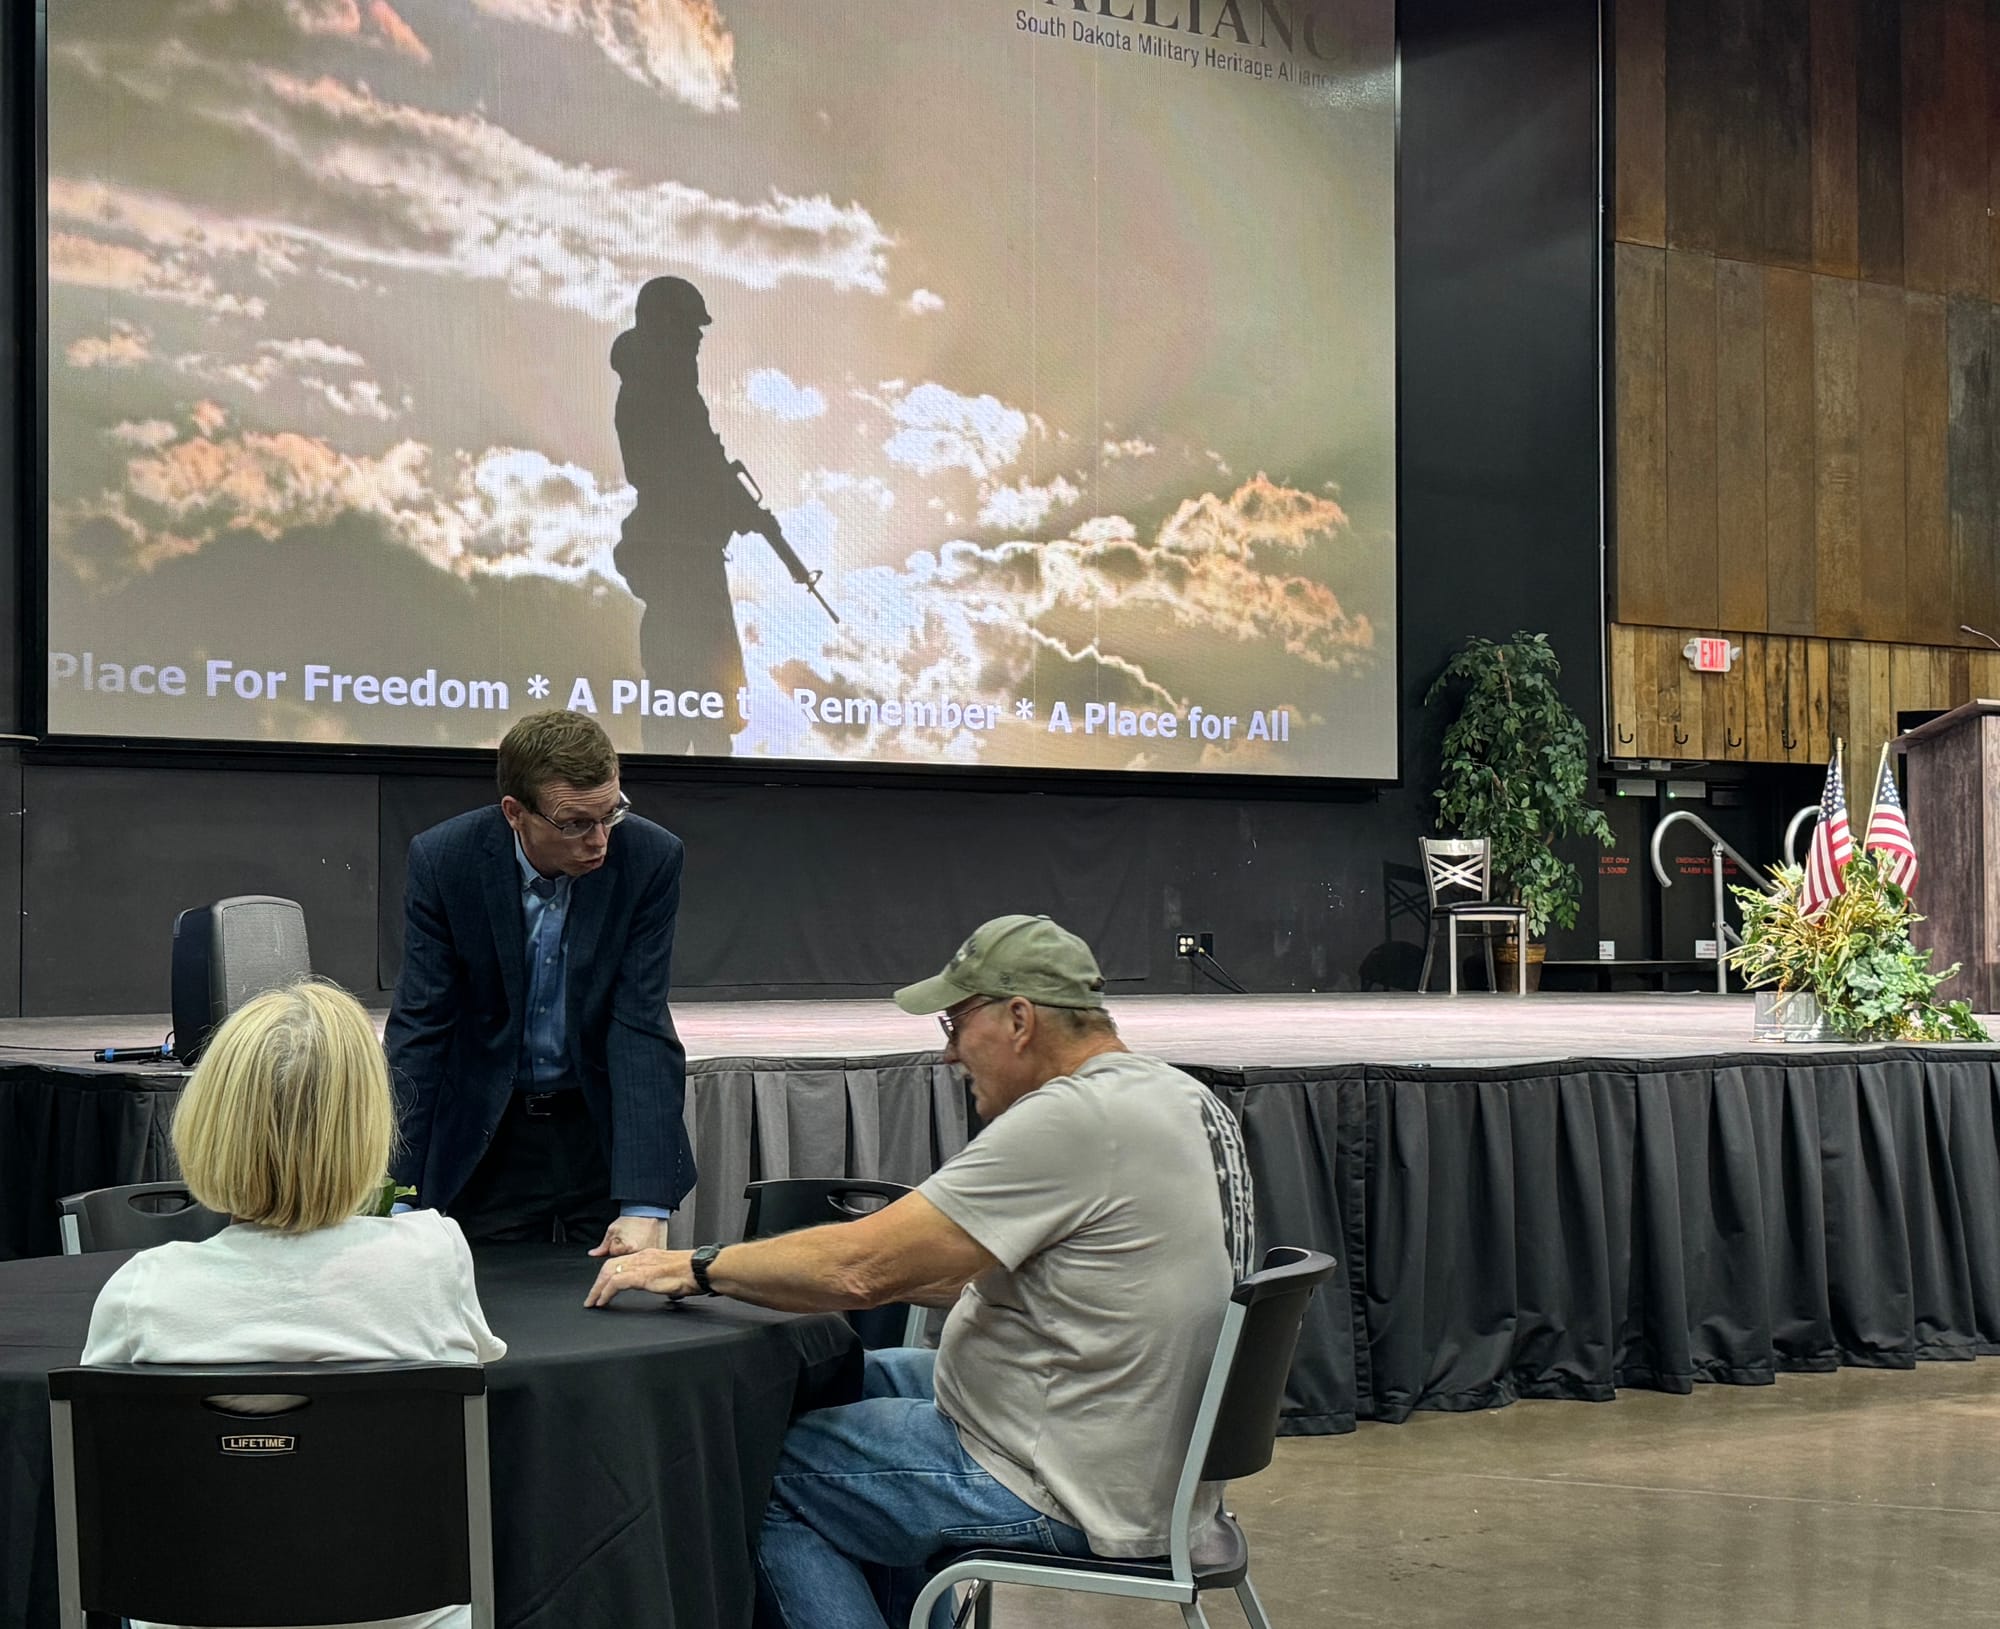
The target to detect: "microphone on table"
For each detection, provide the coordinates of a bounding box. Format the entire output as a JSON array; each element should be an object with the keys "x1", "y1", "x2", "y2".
[{"x1": 92, "y1": 1044, "x2": 176, "y2": 1063}]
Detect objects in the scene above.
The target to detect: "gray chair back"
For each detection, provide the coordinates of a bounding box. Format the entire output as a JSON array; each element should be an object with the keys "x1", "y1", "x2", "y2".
[
  {"x1": 57, "y1": 1183, "x2": 230, "y2": 1256},
  {"x1": 48, "y1": 1360, "x2": 494, "y2": 1629},
  {"x1": 1198, "y1": 1247, "x2": 1336, "y2": 1483},
  {"x1": 908, "y1": 1244, "x2": 1337, "y2": 1629},
  {"x1": 1420, "y1": 836, "x2": 1495, "y2": 909}
]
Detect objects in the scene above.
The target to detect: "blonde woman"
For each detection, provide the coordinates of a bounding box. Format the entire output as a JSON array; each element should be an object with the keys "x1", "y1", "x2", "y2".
[{"x1": 83, "y1": 979, "x2": 504, "y2": 1629}]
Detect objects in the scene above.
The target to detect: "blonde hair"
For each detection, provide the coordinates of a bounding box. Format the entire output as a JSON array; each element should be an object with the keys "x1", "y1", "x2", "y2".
[{"x1": 172, "y1": 980, "x2": 393, "y2": 1233}]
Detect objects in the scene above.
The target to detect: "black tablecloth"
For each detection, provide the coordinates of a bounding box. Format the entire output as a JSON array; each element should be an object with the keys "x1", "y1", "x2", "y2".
[{"x1": 0, "y1": 1243, "x2": 860, "y2": 1629}]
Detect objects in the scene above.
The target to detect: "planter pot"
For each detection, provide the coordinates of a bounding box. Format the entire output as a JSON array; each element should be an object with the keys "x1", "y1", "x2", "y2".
[
  {"x1": 1753, "y1": 989, "x2": 1837, "y2": 1043},
  {"x1": 1493, "y1": 941, "x2": 1545, "y2": 994}
]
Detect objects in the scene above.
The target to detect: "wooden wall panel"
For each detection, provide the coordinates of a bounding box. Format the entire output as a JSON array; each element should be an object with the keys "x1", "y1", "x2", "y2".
[
  {"x1": 1608, "y1": 624, "x2": 2000, "y2": 764},
  {"x1": 1855, "y1": 282, "x2": 1908, "y2": 635},
  {"x1": 1901, "y1": 0, "x2": 1950, "y2": 293},
  {"x1": 1667, "y1": 252, "x2": 1721, "y2": 625},
  {"x1": 1824, "y1": 636, "x2": 1853, "y2": 747},
  {"x1": 1941, "y1": 0, "x2": 1990, "y2": 296},
  {"x1": 1889, "y1": 642, "x2": 1941, "y2": 717},
  {"x1": 1855, "y1": 640, "x2": 1896, "y2": 746},
  {"x1": 1985, "y1": 292, "x2": 2000, "y2": 634},
  {"x1": 1904, "y1": 292, "x2": 1954, "y2": 642},
  {"x1": 1848, "y1": 636, "x2": 1880, "y2": 748},
  {"x1": 1813, "y1": 277, "x2": 1864, "y2": 636},
  {"x1": 1667, "y1": 0, "x2": 1722, "y2": 252},
  {"x1": 1615, "y1": 246, "x2": 1671, "y2": 625},
  {"x1": 1808, "y1": 634, "x2": 1834, "y2": 757},
  {"x1": 1617, "y1": 0, "x2": 1670, "y2": 247},
  {"x1": 1609, "y1": 623, "x2": 1641, "y2": 753},
  {"x1": 1760, "y1": 0, "x2": 1817, "y2": 268},
  {"x1": 1779, "y1": 634, "x2": 1813, "y2": 758},
  {"x1": 1716, "y1": 261, "x2": 1770, "y2": 627},
  {"x1": 1990, "y1": 0, "x2": 2000, "y2": 301},
  {"x1": 1764, "y1": 266, "x2": 1819, "y2": 632},
  {"x1": 1854, "y1": 0, "x2": 1906, "y2": 283},
  {"x1": 1948, "y1": 297, "x2": 1999, "y2": 637},
  {"x1": 1712, "y1": 0, "x2": 1763, "y2": 264},
  {"x1": 1811, "y1": 0, "x2": 1861, "y2": 277},
  {"x1": 1612, "y1": 0, "x2": 2000, "y2": 692}
]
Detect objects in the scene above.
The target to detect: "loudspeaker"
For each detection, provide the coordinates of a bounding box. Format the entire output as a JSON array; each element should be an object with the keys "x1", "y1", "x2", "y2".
[{"x1": 170, "y1": 897, "x2": 313, "y2": 1066}]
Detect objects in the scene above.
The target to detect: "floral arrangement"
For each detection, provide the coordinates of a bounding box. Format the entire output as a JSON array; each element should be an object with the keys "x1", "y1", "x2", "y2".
[{"x1": 1729, "y1": 852, "x2": 1988, "y2": 1043}]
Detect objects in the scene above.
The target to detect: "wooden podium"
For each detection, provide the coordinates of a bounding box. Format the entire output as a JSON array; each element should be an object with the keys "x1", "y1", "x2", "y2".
[{"x1": 1898, "y1": 700, "x2": 2000, "y2": 1012}]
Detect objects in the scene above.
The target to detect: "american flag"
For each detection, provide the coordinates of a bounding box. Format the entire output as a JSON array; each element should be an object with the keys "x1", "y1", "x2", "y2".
[
  {"x1": 1863, "y1": 747, "x2": 1919, "y2": 894},
  {"x1": 1799, "y1": 745, "x2": 1854, "y2": 918}
]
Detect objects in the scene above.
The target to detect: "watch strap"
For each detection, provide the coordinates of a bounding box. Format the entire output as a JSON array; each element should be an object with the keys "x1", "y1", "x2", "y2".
[{"x1": 690, "y1": 1243, "x2": 722, "y2": 1296}]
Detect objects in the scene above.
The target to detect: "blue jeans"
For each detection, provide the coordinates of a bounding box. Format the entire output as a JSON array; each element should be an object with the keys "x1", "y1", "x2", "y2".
[{"x1": 756, "y1": 1348, "x2": 1094, "y2": 1629}]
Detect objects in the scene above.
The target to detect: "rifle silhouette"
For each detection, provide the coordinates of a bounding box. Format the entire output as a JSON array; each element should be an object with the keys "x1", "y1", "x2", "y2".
[{"x1": 729, "y1": 460, "x2": 840, "y2": 624}]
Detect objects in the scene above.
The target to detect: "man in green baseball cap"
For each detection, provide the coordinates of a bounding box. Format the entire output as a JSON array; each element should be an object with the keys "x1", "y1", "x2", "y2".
[
  {"x1": 891, "y1": 913, "x2": 1109, "y2": 1014},
  {"x1": 586, "y1": 914, "x2": 1255, "y2": 1629},
  {"x1": 888, "y1": 914, "x2": 1113, "y2": 1125}
]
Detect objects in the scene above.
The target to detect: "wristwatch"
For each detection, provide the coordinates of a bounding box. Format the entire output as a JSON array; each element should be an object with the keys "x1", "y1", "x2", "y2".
[{"x1": 689, "y1": 1243, "x2": 724, "y2": 1297}]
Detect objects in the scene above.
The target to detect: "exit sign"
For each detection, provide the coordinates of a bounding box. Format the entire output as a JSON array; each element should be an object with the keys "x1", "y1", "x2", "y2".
[{"x1": 1682, "y1": 636, "x2": 1740, "y2": 673}]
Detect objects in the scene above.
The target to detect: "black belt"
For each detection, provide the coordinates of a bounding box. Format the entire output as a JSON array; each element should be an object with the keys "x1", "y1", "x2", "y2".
[{"x1": 516, "y1": 1089, "x2": 588, "y2": 1120}]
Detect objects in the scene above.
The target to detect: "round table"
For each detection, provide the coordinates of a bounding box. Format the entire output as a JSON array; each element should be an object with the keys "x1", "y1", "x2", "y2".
[{"x1": 0, "y1": 1241, "x2": 859, "y2": 1629}]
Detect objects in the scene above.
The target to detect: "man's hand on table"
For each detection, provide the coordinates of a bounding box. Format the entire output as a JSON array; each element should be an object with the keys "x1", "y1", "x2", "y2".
[
  {"x1": 589, "y1": 1215, "x2": 666, "y2": 1257},
  {"x1": 586, "y1": 1247, "x2": 695, "y2": 1307}
]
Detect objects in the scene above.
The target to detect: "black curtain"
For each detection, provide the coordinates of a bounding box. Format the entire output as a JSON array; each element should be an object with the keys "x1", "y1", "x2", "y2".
[
  {"x1": 14, "y1": 1048, "x2": 1999, "y2": 1426},
  {"x1": 1211, "y1": 1049, "x2": 2000, "y2": 1433},
  {"x1": 0, "y1": 1066, "x2": 178, "y2": 1259}
]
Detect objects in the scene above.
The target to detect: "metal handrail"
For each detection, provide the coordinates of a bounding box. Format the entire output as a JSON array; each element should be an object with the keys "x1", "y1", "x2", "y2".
[
  {"x1": 1650, "y1": 810, "x2": 1773, "y2": 993},
  {"x1": 1782, "y1": 805, "x2": 1819, "y2": 869}
]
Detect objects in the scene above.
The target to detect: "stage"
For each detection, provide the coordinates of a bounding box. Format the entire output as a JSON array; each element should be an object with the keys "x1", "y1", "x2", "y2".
[
  {"x1": 7, "y1": 992, "x2": 2000, "y2": 1437},
  {"x1": 5, "y1": 989, "x2": 1979, "y2": 1068}
]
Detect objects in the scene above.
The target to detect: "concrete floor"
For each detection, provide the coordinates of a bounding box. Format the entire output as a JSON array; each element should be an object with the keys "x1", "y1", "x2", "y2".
[{"x1": 995, "y1": 1361, "x2": 2000, "y2": 1628}]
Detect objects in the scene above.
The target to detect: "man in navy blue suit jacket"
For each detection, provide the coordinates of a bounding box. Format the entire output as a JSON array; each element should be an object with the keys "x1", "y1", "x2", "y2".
[{"x1": 387, "y1": 710, "x2": 696, "y2": 1253}]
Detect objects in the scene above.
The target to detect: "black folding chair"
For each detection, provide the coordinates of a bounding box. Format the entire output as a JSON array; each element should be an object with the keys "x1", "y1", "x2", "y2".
[
  {"x1": 743, "y1": 1177, "x2": 930, "y2": 1348},
  {"x1": 911, "y1": 1245, "x2": 1338, "y2": 1629},
  {"x1": 57, "y1": 1182, "x2": 230, "y2": 1255},
  {"x1": 48, "y1": 1361, "x2": 494, "y2": 1629}
]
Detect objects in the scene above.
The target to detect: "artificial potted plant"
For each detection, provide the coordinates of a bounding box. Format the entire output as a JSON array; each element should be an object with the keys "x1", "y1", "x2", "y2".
[
  {"x1": 1426, "y1": 633, "x2": 1614, "y2": 989},
  {"x1": 1729, "y1": 853, "x2": 1988, "y2": 1042}
]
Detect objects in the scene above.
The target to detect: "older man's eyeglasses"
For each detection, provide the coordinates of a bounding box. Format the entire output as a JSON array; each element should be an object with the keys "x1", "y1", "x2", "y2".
[
  {"x1": 938, "y1": 997, "x2": 1001, "y2": 1046},
  {"x1": 531, "y1": 794, "x2": 632, "y2": 840}
]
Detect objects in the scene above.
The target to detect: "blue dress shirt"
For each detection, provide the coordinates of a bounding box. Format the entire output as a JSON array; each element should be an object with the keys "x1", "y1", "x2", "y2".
[
  {"x1": 514, "y1": 834, "x2": 670, "y2": 1224},
  {"x1": 514, "y1": 835, "x2": 573, "y2": 1091}
]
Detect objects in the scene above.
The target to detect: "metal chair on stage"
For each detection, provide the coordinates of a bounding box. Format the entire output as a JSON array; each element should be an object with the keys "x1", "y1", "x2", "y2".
[
  {"x1": 743, "y1": 1177, "x2": 931, "y2": 1347},
  {"x1": 910, "y1": 1245, "x2": 1337, "y2": 1629},
  {"x1": 56, "y1": 1182, "x2": 229, "y2": 1256},
  {"x1": 1417, "y1": 837, "x2": 1529, "y2": 995},
  {"x1": 47, "y1": 1360, "x2": 494, "y2": 1629}
]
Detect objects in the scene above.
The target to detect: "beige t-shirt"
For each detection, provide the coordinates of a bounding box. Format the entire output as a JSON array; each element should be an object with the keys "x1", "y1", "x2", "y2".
[{"x1": 920, "y1": 1050, "x2": 1254, "y2": 1557}]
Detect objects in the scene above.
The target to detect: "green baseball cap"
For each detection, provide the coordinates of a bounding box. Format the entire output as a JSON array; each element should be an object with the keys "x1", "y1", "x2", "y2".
[{"x1": 894, "y1": 914, "x2": 1108, "y2": 1014}]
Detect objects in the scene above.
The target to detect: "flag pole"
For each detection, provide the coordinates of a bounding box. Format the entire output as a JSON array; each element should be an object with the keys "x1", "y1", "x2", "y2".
[{"x1": 1869, "y1": 739, "x2": 1890, "y2": 846}]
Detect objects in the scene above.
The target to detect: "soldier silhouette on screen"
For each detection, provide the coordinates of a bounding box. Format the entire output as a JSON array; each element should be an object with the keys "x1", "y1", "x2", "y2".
[{"x1": 611, "y1": 275, "x2": 746, "y2": 757}]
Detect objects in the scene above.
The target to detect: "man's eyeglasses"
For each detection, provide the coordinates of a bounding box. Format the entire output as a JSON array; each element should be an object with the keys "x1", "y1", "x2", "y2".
[
  {"x1": 530, "y1": 793, "x2": 632, "y2": 840},
  {"x1": 937, "y1": 997, "x2": 1000, "y2": 1046}
]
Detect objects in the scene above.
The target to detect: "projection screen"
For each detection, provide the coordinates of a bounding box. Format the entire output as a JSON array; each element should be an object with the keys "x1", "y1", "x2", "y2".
[{"x1": 44, "y1": 0, "x2": 1397, "y2": 778}]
